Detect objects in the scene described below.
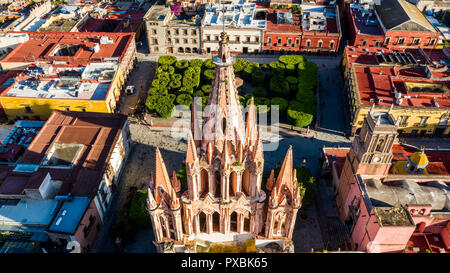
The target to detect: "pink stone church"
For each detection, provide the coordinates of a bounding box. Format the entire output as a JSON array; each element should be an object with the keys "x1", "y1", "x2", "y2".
[{"x1": 146, "y1": 32, "x2": 302, "y2": 253}]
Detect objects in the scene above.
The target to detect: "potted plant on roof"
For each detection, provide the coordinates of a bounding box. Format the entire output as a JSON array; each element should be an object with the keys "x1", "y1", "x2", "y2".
[{"x1": 171, "y1": 1, "x2": 182, "y2": 16}]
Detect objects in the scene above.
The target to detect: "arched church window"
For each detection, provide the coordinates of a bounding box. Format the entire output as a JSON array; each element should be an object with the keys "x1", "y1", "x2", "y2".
[
  {"x1": 214, "y1": 171, "x2": 221, "y2": 198},
  {"x1": 376, "y1": 137, "x2": 384, "y2": 152}
]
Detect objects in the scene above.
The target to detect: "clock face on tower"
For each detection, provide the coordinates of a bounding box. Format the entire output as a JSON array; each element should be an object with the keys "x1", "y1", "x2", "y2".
[{"x1": 372, "y1": 156, "x2": 381, "y2": 163}]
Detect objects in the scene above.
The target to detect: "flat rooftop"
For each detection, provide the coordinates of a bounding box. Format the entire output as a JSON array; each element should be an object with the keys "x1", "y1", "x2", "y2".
[
  {"x1": 0, "y1": 199, "x2": 56, "y2": 227},
  {"x1": 364, "y1": 178, "x2": 450, "y2": 213},
  {"x1": 349, "y1": 4, "x2": 384, "y2": 36},
  {"x1": 1, "y1": 62, "x2": 117, "y2": 100},
  {"x1": 202, "y1": 0, "x2": 266, "y2": 29},
  {"x1": 0, "y1": 111, "x2": 127, "y2": 198},
  {"x1": 144, "y1": 5, "x2": 169, "y2": 22},
  {"x1": 0, "y1": 32, "x2": 134, "y2": 65}
]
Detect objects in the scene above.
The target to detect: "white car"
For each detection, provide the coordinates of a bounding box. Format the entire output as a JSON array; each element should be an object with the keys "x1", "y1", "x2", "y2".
[{"x1": 125, "y1": 86, "x2": 136, "y2": 95}]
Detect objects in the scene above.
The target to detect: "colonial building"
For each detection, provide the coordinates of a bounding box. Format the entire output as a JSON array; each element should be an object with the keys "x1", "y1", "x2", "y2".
[
  {"x1": 347, "y1": 0, "x2": 439, "y2": 49},
  {"x1": 264, "y1": 4, "x2": 341, "y2": 54},
  {"x1": 0, "y1": 111, "x2": 131, "y2": 253},
  {"x1": 321, "y1": 107, "x2": 450, "y2": 253},
  {"x1": 144, "y1": 5, "x2": 203, "y2": 54},
  {"x1": 147, "y1": 31, "x2": 302, "y2": 253},
  {"x1": 342, "y1": 45, "x2": 450, "y2": 137},
  {"x1": 201, "y1": 0, "x2": 266, "y2": 55},
  {"x1": 0, "y1": 32, "x2": 136, "y2": 120}
]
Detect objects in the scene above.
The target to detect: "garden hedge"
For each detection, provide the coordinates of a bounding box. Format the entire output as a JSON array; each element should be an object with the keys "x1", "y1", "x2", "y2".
[
  {"x1": 175, "y1": 60, "x2": 189, "y2": 70},
  {"x1": 204, "y1": 58, "x2": 216, "y2": 69},
  {"x1": 252, "y1": 86, "x2": 267, "y2": 97},
  {"x1": 189, "y1": 59, "x2": 204, "y2": 67},
  {"x1": 270, "y1": 97, "x2": 289, "y2": 112},
  {"x1": 201, "y1": 84, "x2": 211, "y2": 94},
  {"x1": 203, "y1": 69, "x2": 214, "y2": 81},
  {"x1": 128, "y1": 190, "x2": 151, "y2": 228},
  {"x1": 270, "y1": 75, "x2": 289, "y2": 96},
  {"x1": 251, "y1": 71, "x2": 265, "y2": 86},
  {"x1": 176, "y1": 94, "x2": 193, "y2": 107},
  {"x1": 158, "y1": 55, "x2": 177, "y2": 66},
  {"x1": 287, "y1": 101, "x2": 314, "y2": 127}
]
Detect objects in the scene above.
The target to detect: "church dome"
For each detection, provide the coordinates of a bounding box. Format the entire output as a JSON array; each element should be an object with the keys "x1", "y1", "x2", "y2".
[{"x1": 408, "y1": 150, "x2": 429, "y2": 169}]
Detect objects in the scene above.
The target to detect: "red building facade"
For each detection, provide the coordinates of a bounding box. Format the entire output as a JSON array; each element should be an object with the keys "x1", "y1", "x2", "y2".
[
  {"x1": 347, "y1": 0, "x2": 439, "y2": 50},
  {"x1": 263, "y1": 6, "x2": 341, "y2": 54}
]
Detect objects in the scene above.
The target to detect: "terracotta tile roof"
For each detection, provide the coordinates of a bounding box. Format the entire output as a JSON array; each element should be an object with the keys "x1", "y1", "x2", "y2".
[
  {"x1": 0, "y1": 32, "x2": 134, "y2": 65},
  {"x1": 0, "y1": 111, "x2": 127, "y2": 197},
  {"x1": 347, "y1": 46, "x2": 450, "y2": 108}
]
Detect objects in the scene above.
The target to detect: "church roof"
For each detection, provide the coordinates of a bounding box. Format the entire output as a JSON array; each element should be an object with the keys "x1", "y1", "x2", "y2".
[{"x1": 375, "y1": 0, "x2": 437, "y2": 33}]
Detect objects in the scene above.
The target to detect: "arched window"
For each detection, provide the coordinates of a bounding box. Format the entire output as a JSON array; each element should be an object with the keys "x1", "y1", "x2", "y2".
[
  {"x1": 200, "y1": 169, "x2": 209, "y2": 197},
  {"x1": 318, "y1": 40, "x2": 323, "y2": 48},
  {"x1": 242, "y1": 169, "x2": 250, "y2": 196},
  {"x1": 230, "y1": 211, "x2": 238, "y2": 232},
  {"x1": 199, "y1": 212, "x2": 207, "y2": 233},
  {"x1": 330, "y1": 40, "x2": 335, "y2": 49},
  {"x1": 212, "y1": 212, "x2": 220, "y2": 232},
  {"x1": 230, "y1": 171, "x2": 237, "y2": 197},
  {"x1": 376, "y1": 138, "x2": 385, "y2": 152},
  {"x1": 243, "y1": 213, "x2": 250, "y2": 232},
  {"x1": 214, "y1": 171, "x2": 221, "y2": 198},
  {"x1": 306, "y1": 40, "x2": 311, "y2": 47}
]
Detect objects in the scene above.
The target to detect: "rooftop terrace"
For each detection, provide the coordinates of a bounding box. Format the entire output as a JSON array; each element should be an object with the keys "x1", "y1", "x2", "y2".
[
  {"x1": 349, "y1": 4, "x2": 383, "y2": 36},
  {"x1": 1, "y1": 62, "x2": 117, "y2": 100},
  {"x1": 203, "y1": 0, "x2": 266, "y2": 29}
]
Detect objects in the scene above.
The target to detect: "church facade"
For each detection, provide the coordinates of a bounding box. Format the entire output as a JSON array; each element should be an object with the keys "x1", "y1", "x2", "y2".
[{"x1": 146, "y1": 32, "x2": 302, "y2": 253}]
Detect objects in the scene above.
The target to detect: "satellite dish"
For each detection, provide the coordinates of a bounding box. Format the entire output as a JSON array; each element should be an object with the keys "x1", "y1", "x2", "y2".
[{"x1": 66, "y1": 241, "x2": 81, "y2": 253}]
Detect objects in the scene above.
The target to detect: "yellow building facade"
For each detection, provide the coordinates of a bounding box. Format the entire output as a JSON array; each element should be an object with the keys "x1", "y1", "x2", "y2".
[
  {"x1": 0, "y1": 67, "x2": 125, "y2": 121},
  {"x1": 352, "y1": 105, "x2": 450, "y2": 137}
]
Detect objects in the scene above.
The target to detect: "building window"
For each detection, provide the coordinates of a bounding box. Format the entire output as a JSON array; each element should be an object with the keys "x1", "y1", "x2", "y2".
[
  {"x1": 175, "y1": 29, "x2": 179, "y2": 35},
  {"x1": 246, "y1": 36, "x2": 250, "y2": 43},
  {"x1": 152, "y1": 38, "x2": 158, "y2": 45},
  {"x1": 295, "y1": 38, "x2": 299, "y2": 45},
  {"x1": 192, "y1": 29, "x2": 197, "y2": 35},
  {"x1": 287, "y1": 38, "x2": 292, "y2": 45},
  {"x1": 154, "y1": 47, "x2": 159, "y2": 52},
  {"x1": 267, "y1": 37, "x2": 271, "y2": 44},
  {"x1": 420, "y1": 117, "x2": 428, "y2": 126},
  {"x1": 206, "y1": 35, "x2": 210, "y2": 41},
  {"x1": 64, "y1": 107, "x2": 70, "y2": 111},
  {"x1": 398, "y1": 37, "x2": 405, "y2": 45},
  {"x1": 375, "y1": 41, "x2": 380, "y2": 47},
  {"x1": 384, "y1": 37, "x2": 391, "y2": 45},
  {"x1": 83, "y1": 215, "x2": 97, "y2": 238},
  {"x1": 277, "y1": 37, "x2": 282, "y2": 45},
  {"x1": 152, "y1": 29, "x2": 157, "y2": 35},
  {"x1": 175, "y1": 38, "x2": 179, "y2": 43},
  {"x1": 330, "y1": 40, "x2": 335, "y2": 48},
  {"x1": 192, "y1": 39, "x2": 197, "y2": 44},
  {"x1": 362, "y1": 40, "x2": 367, "y2": 46},
  {"x1": 167, "y1": 30, "x2": 171, "y2": 35},
  {"x1": 215, "y1": 36, "x2": 219, "y2": 41},
  {"x1": 25, "y1": 105, "x2": 33, "y2": 113},
  {"x1": 168, "y1": 38, "x2": 171, "y2": 42},
  {"x1": 399, "y1": 116, "x2": 409, "y2": 126},
  {"x1": 183, "y1": 29, "x2": 187, "y2": 35},
  {"x1": 236, "y1": 36, "x2": 240, "y2": 42},
  {"x1": 429, "y1": 38, "x2": 436, "y2": 45},
  {"x1": 183, "y1": 39, "x2": 188, "y2": 44},
  {"x1": 306, "y1": 40, "x2": 311, "y2": 47},
  {"x1": 207, "y1": 47, "x2": 211, "y2": 53},
  {"x1": 318, "y1": 40, "x2": 323, "y2": 48},
  {"x1": 413, "y1": 38, "x2": 420, "y2": 45},
  {"x1": 255, "y1": 36, "x2": 259, "y2": 43}
]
